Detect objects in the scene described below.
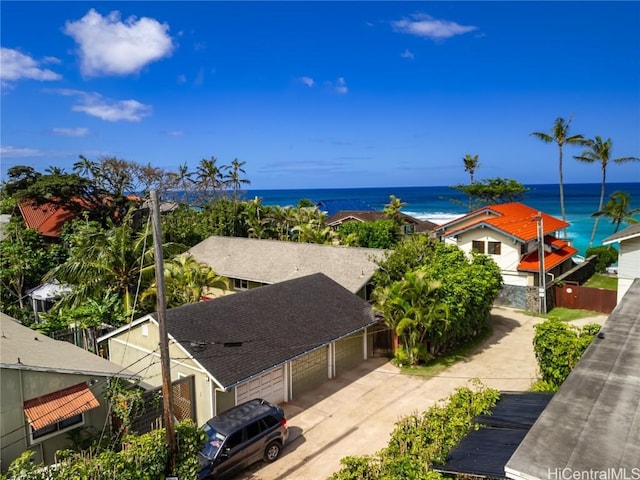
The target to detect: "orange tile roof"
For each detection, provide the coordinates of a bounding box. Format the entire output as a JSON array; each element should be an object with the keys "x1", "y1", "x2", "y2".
[
  {"x1": 440, "y1": 202, "x2": 569, "y2": 242},
  {"x1": 18, "y1": 200, "x2": 81, "y2": 238},
  {"x1": 24, "y1": 382, "x2": 99, "y2": 430},
  {"x1": 518, "y1": 244, "x2": 578, "y2": 272}
]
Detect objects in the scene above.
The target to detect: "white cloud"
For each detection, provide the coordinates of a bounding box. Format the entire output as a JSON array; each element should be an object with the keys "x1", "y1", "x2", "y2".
[
  {"x1": 64, "y1": 8, "x2": 174, "y2": 77},
  {"x1": 47, "y1": 88, "x2": 152, "y2": 122},
  {"x1": 401, "y1": 49, "x2": 415, "y2": 60},
  {"x1": 0, "y1": 145, "x2": 45, "y2": 158},
  {"x1": 392, "y1": 13, "x2": 477, "y2": 40},
  {"x1": 299, "y1": 76, "x2": 315, "y2": 87},
  {"x1": 52, "y1": 127, "x2": 90, "y2": 137},
  {"x1": 165, "y1": 130, "x2": 184, "y2": 137},
  {"x1": 0, "y1": 48, "x2": 62, "y2": 85},
  {"x1": 335, "y1": 77, "x2": 348, "y2": 94}
]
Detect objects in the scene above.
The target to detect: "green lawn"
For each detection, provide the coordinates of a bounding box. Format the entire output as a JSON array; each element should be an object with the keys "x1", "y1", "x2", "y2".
[
  {"x1": 399, "y1": 326, "x2": 492, "y2": 377},
  {"x1": 583, "y1": 274, "x2": 618, "y2": 290},
  {"x1": 544, "y1": 307, "x2": 604, "y2": 322}
]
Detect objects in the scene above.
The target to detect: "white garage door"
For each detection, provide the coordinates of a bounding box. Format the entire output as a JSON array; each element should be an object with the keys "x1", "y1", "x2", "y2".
[{"x1": 236, "y1": 367, "x2": 285, "y2": 405}]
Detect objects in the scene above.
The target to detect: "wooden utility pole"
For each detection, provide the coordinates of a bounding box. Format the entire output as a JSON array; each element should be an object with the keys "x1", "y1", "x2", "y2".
[
  {"x1": 535, "y1": 212, "x2": 547, "y2": 315},
  {"x1": 150, "y1": 190, "x2": 177, "y2": 474}
]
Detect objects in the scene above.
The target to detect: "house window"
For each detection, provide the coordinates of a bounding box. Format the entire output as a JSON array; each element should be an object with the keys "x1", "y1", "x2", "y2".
[
  {"x1": 472, "y1": 240, "x2": 485, "y2": 253},
  {"x1": 403, "y1": 224, "x2": 415, "y2": 234},
  {"x1": 31, "y1": 414, "x2": 84, "y2": 443},
  {"x1": 233, "y1": 278, "x2": 249, "y2": 291},
  {"x1": 488, "y1": 241, "x2": 502, "y2": 255}
]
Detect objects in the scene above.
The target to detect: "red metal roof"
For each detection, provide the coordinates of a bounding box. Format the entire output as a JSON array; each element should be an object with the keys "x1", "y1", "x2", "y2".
[
  {"x1": 24, "y1": 382, "x2": 99, "y2": 430},
  {"x1": 518, "y1": 244, "x2": 578, "y2": 272},
  {"x1": 440, "y1": 203, "x2": 569, "y2": 242}
]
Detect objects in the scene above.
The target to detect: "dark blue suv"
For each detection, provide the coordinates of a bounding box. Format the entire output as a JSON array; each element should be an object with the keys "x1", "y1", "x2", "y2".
[{"x1": 198, "y1": 399, "x2": 289, "y2": 479}]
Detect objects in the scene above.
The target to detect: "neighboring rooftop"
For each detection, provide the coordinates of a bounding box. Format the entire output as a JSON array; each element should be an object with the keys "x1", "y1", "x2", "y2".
[
  {"x1": 188, "y1": 236, "x2": 387, "y2": 294},
  {"x1": 0, "y1": 312, "x2": 137, "y2": 379},
  {"x1": 602, "y1": 222, "x2": 640, "y2": 245},
  {"x1": 148, "y1": 273, "x2": 377, "y2": 388},
  {"x1": 505, "y1": 278, "x2": 640, "y2": 479},
  {"x1": 438, "y1": 202, "x2": 569, "y2": 242},
  {"x1": 326, "y1": 210, "x2": 438, "y2": 233}
]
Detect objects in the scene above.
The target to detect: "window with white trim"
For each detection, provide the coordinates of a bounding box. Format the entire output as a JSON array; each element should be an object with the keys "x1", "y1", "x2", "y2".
[
  {"x1": 30, "y1": 414, "x2": 84, "y2": 443},
  {"x1": 233, "y1": 278, "x2": 249, "y2": 291}
]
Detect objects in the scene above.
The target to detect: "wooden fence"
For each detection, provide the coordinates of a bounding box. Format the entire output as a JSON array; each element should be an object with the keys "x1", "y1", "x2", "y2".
[{"x1": 553, "y1": 283, "x2": 617, "y2": 314}]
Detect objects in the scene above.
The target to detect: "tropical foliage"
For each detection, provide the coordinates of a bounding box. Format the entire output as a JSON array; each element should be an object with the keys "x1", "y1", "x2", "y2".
[
  {"x1": 375, "y1": 269, "x2": 448, "y2": 365},
  {"x1": 141, "y1": 254, "x2": 229, "y2": 308},
  {"x1": 574, "y1": 136, "x2": 639, "y2": 245},
  {"x1": 532, "y1": 319, "x2": 600, "y2": 392},
  {"x1": 0, "y1": 421, "x2": 206, "y2": 480},
  {"x1": 585, "y1": 245, "x2": 618, "y2": 273},
  {"x1": 44, "y1": 215, "x2": 186, "y2": 317},
  {"x1": 592, "y1": 191, "x2": 639, "y2": 234},
  {"x1": 450, "y1": 177, "x2": 528, "y2": 209},
  {"x1": 329, "y1": 382, "x2": 500, "y2": 480},
  {"x1": 373, "y1": 236, "x2": 502, "y2": 361}
]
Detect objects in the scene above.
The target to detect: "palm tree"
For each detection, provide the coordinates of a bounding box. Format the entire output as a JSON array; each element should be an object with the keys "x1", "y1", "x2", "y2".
[
  {"x1": 592, "y1": 191, "x2": 640, "y2": 234},
  {"x1": 374, "y1": 268, "x2": 448, "y2": 365},
  {"x1": 44, "y1": 215, "x2": 186, "y2": 316},
  {"x1": 463, "y1": 154, "x2": 481, "y2": 210},
  {"x1": 531, "y1": 117, "x2": 585, "y2": 226},
  {"x1": 195, "y1": 156, "x2": 224, "y2": 205},
  {"x1": 463, "y1": 154, "x2": 480, "y2": 183},
  {"x1": 223, "y1": 158, "x2": 251, "y2": 202},
  {"x1": 141, "y1": 254, "x2": 229, "y2": 308},
  {"x1": 574, "y1": 136, "x2": 640, "y2": 246},
  {"x1": 73, "y1": 155, "x2": 99, "y2": 179}
]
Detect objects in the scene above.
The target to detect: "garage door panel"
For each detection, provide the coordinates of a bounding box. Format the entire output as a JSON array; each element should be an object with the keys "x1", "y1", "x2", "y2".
[
  {"x1": 292, "y1": 347, "x2": 328, "y2": 398},
  {"x1": 335, "y1": 333, "x2": 364, "y2": 375},
  {"x1": 236, "y1": 367, "x2": 285, "y2": 405}
]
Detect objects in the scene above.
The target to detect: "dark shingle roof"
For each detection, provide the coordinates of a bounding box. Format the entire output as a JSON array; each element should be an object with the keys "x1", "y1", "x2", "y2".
[{"x1": 162, "y1": 273, "x2": 377, "y2": 388}]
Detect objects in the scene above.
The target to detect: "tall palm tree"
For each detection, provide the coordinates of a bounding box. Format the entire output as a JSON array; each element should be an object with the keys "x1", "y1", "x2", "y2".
[
  {"x1": 141, "y1": 254, "x2": 229, "y2": 308},
  {"x1": 574, "y1": 136, "x2": 640, "y2": 246},
  {"x1": 463, "y1": 154, "x2": 480, "y2": 183},
  {"x1": 223, "y1": 158, "x2": 251, "y2": 202},
  {"x1": 195, "y1": 156, "x2": 224, "y2": 205},
  {"x1": 531, "y1": 117, "x2": 585, "y2": 226},
  {"x1": 592, "y1": 191, "x2": 640, "y2": 234},
  {"x1": 462, "y1": 154, "x2": 480, "y2": 210}
]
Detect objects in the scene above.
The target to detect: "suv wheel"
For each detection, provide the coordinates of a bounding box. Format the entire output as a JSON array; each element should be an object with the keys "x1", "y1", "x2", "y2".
[{"x1": 263, "y1": 441, "x2": 281, "y2": 463}]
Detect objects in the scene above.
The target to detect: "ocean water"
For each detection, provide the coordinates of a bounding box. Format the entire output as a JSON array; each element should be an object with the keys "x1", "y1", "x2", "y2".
[{"x1": 242, "y1": 183, "x2": 640, "y2": 256}]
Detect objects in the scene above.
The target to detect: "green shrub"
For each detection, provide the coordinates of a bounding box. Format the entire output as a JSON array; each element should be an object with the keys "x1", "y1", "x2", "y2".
[
  {"x1": 585, "y1": 245, "x2": 618, "y2": 273},
  {"x1": 2, "y1": 420, "x2": 204, "y2": 480},
  {"x1": 329, "y1": 381, "x2": 500, "y2": 479},
  {"x1": 532, "y1": 319, "x2": 600, "y2": 391}
]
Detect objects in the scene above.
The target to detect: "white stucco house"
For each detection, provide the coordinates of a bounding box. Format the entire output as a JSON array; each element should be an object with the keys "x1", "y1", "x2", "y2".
[
  {"x1": 436, "y1": 202, "x2": 577, "y2": 311},
  {"x1": 603, "y1": 223, "x2": 640, "y2": 303}
]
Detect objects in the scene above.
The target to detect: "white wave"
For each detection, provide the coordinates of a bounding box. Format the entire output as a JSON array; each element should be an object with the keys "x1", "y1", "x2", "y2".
[{"x1": 403, "y1": 211, "x2": 465, "y2": 225}]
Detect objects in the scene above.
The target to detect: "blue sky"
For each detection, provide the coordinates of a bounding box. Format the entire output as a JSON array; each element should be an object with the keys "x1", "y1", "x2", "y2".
[{"x1": 1, "y1": 1, "x2": 639, "y2": 189}]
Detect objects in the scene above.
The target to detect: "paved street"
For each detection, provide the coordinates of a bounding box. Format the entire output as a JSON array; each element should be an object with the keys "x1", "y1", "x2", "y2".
[{"x1": 236, "y1": 307, "x2": 608, "y2": 480}]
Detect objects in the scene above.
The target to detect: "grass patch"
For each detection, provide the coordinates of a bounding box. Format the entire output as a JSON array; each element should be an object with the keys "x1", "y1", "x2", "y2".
[
  {"x1": 545, "y1": 307, "x2": 604, "y2": 322},
  {"x1": 399, "y1": 325, "x2": 492, "y2": 377},
  {"x1": 583, "y1": 274, "x2": 617, "y2": 290}
]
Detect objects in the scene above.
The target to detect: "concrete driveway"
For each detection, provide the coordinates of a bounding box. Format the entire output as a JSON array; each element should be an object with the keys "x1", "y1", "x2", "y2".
[{"x1": 236, "y1": 307, "x2": 608, "y2": 480}]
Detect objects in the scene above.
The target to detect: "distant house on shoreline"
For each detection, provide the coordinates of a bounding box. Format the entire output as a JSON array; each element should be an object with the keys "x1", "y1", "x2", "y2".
[{"x1": 436, "y1": 202, "x2": 577, "y2": 311}]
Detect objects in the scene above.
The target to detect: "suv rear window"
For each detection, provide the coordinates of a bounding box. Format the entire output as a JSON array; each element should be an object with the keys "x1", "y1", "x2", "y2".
[{"x1": 262, "y1": 415, "x2": 279, "y2": 428}]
